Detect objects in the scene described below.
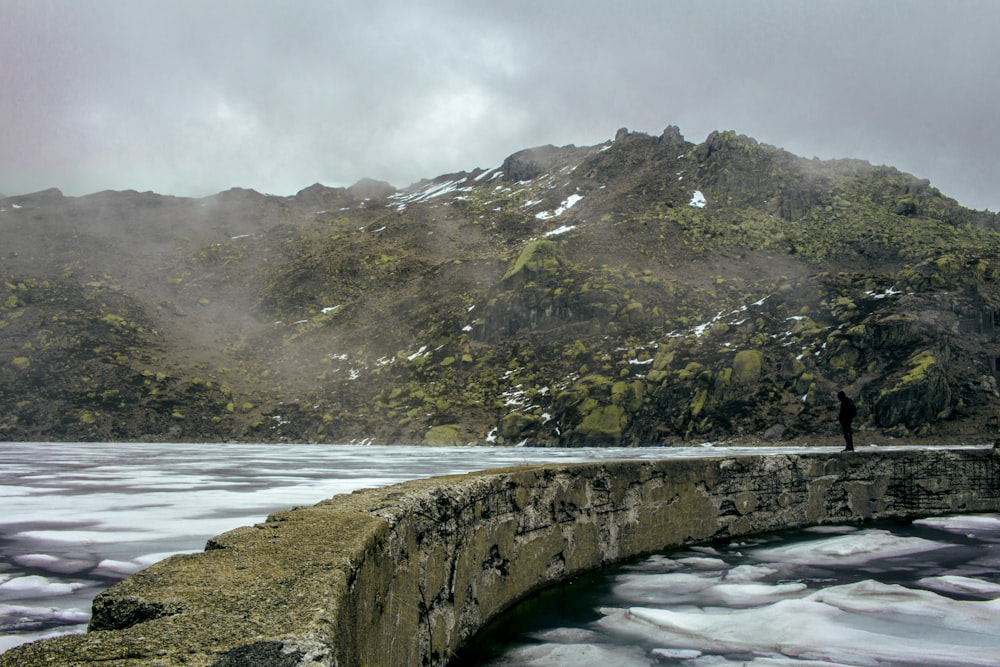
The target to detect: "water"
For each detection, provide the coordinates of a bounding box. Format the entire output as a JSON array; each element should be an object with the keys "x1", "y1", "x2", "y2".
[
  {"x1": 0, "y1": 441, "x2": 993, "y2": 663},
  {"x1": 458, "y1": 516, "x2": 1000, "y2": 666}
]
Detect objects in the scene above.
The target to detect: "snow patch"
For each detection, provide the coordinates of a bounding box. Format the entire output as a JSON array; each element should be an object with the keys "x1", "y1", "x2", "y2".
[
  {"x1": 544, "y1": 224, "x2": 576, "y2": 237},
  {"x1": 406, "y1": 346, "x2": 428, "y2": 361},
  {"x1": 473, "y1": 167, "x2": 500, "y2": 182},
  {"x1": 388, "y1": 177, "x2": 473, "y2": 210},
  {"x1": 865, "y1": 285, "x2": 905, "y2": 299},
  {"x1": 535, "y1": 194, "x2": 583, "y2": 220}
]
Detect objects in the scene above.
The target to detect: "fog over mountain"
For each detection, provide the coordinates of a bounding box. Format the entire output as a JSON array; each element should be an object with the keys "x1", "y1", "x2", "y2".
[
  {"x1": 1, "y1": 0, "x2": 998, "y2": 212},
  {"x1": 3, "y1": 126, "x2": 1000, "y2": 445}
]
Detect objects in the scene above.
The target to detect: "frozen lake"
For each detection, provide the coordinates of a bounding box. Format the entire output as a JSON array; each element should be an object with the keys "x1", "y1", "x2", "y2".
[
  {"x1": 461, "y1": 514, "x2": 1000, "y2": 666},
  {"x1": 1, "y1": 441, "x2": 997, "y2": 664}
]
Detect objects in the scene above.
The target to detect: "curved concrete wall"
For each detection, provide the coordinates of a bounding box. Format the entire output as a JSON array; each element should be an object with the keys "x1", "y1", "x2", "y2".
[{"x1": 4, "y1": 449, "x2": 998, "y2": 666}]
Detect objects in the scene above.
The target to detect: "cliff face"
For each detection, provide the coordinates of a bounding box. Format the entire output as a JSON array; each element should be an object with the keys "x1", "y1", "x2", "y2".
[
  {"x1": 4, "y1": 449, "x2": 997, "y2": 666},
  {"x1": 2, "y1": 127, "x2": 1000, "y2": 445}
]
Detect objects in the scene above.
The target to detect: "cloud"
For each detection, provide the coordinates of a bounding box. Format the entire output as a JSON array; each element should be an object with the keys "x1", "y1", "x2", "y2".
[{"x1": 1, "y1": 0, "x2": 998, "y2": 211}]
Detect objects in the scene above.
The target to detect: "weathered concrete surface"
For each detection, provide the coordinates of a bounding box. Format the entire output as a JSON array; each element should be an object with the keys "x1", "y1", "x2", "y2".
[{"x1": 4, "y1": 449, "x2": 998, "y2": 666}]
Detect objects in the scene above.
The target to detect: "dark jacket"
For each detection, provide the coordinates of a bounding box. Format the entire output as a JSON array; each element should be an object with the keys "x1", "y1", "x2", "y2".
[{"x1": 838, "y1": 394, "x2": 856, "y2": 426}]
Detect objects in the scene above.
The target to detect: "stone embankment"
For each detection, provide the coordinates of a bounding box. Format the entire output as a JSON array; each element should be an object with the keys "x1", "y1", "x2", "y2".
[{"x1": 4, "y1": 449, "x2": 998, "y2": 666}]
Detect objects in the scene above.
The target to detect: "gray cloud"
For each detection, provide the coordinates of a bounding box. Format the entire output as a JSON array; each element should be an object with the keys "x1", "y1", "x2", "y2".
[{"x1": 2, "y1": 0, "x2": 998, "y2": 211}]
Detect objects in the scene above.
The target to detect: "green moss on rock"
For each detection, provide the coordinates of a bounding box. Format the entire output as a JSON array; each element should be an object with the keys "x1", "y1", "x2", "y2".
[
  {"x1": 423, "y1": 424, "x2": 464, "y2": 446},
  {"x1": 900, "y1": 350, "x2": 937, "y2": 385},
  {"x1": 502, "y1": 239, "x2": 565, "y2": 282},
  {"x1": 732, "y1": 350, "x2": 763, "y2": 384},
  {"x1": 500, "y1": 413, "x2": 538, "y2": 440},
  {"x1": 690, "y1": 388, "x2": 709, "y2": 417},
  {"x1": 574, "y1": 404, "x2": 627, "y2": 444}
]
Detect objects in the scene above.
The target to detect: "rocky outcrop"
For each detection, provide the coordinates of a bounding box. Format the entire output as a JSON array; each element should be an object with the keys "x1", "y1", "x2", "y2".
[
  {"x1": 347, "y1": 177, "x2": 396, "y2": 202},
  {"x1": 500, "y1": 143, "x2": 598, "y2": 183},
  {"x1": 868, "y1": 344, "x2": 955, "y2": 430},
  {"x1": 500, "y1": 145, "x2": 565, "y2": 182},
  {"x1": 5, "y1": 448, "x2": 997, "y2": 667}
]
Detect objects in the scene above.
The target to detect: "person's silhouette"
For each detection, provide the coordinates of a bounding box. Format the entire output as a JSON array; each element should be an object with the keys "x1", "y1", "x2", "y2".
[{"x1": 838, "y1": 391, "x2": 856, "y2": 451}]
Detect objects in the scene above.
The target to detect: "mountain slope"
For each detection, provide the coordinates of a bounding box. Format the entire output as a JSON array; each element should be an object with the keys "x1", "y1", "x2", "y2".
[{"x1": 2, "y1": 126, "x2": 999, "y2": 445}]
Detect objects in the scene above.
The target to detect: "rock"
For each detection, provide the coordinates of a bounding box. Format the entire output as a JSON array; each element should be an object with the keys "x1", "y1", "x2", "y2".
[
  {"x1": 347, "y1": 178, "x2": 396, "y2": 202},
  {"x1": 660, "y1": 125, "x2": 685, "y2": 143},
  {"x1": 570, "y1": 404, "x2": 627, "y2": 446},
  {"x1": 863, "y1": 314, "x2": 923, "y2": 349},
  {"x1": 883, "y1": 423, "x2": 910, "y2": 438},
  {"x1": 499, "y1": 413, "x2": 537, "y2": 440},
  {"x1": 732, "y1": 350, "x2": 763, "y2": 384},
  {"x1": 873, "y1": 357, "x2": 952, "y2": 429},
  {"x1": 423, "y1": 424, "x2": 464, "y2": 446},
  {"x1": 763, "y1": 423, "x2": 787, "y2": 440},
  {"x1": 501, "y1": 145, "x2": 563, "y2": 182}
]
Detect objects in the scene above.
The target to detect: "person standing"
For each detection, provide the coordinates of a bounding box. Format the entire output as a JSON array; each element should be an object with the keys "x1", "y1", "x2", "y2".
[{"x1": 838, "y1": 391, "x2": 856, "y2": 451}]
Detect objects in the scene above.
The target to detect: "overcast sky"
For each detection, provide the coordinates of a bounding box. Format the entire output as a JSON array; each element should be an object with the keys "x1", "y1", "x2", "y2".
[{"x1": 2, "y1": 0, "x2": 998, "y2": 211}]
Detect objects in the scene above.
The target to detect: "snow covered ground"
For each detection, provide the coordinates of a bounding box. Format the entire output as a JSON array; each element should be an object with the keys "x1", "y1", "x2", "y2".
[{"x1": 1, "y1": 442, "x2": 996, "y2": 663}]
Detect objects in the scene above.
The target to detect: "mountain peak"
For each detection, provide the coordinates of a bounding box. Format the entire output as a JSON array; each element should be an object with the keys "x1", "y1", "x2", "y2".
[
  {"x1": 348, "y1": 178, "x2": 396, "y2": 200},
  {"x1": 5, "y1": 186, "x2": 65, "y2": 204},
  {"x1": 500, "y1": 143, "x2": 599, "y2": 182}
]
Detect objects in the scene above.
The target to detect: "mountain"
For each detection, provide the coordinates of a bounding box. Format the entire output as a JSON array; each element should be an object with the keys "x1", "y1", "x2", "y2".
[{"x1": 2, "y1": 127, "x2": 1000, "y2": 446}]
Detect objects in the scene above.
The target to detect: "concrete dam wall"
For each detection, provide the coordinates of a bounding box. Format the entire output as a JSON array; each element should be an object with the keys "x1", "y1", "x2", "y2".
[{"x1": 4, "y1": 448, "x2": 999, "y2": 666}]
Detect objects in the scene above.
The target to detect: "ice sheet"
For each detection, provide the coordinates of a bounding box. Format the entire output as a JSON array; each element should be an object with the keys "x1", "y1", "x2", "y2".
[
  {"x1": 750, "y1": 529, "x2": 955, "y2": 566},
  {"x1": 0, "y1": 576, "x2": 87, "y2": 597},
  {"x1": 917, "y1": 574, "x2": 1000, "y2": 598},
  {"x1": 913, "y1": 514, "x2": 1000, "y2": 535},
  {"x1": 598, "y1": 580, "x2": 1000, "y2": 666},
  {"x1": 478, "y1": 514, "x2": 1000, "y2": 666},
  {"x1": 488, "y1": 640, "x2": 653, "y2": 666}
]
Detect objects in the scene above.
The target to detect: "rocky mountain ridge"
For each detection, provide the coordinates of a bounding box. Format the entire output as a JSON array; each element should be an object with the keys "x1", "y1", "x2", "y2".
[{"x1": 3, "y1": 126, "x2": 1000, "y2": 446}]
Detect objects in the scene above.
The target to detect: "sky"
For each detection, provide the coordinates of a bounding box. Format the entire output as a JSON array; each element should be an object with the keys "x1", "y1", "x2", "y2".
[{"x1": 2, "y1": 0, "x2": 998, "y2": 211}]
